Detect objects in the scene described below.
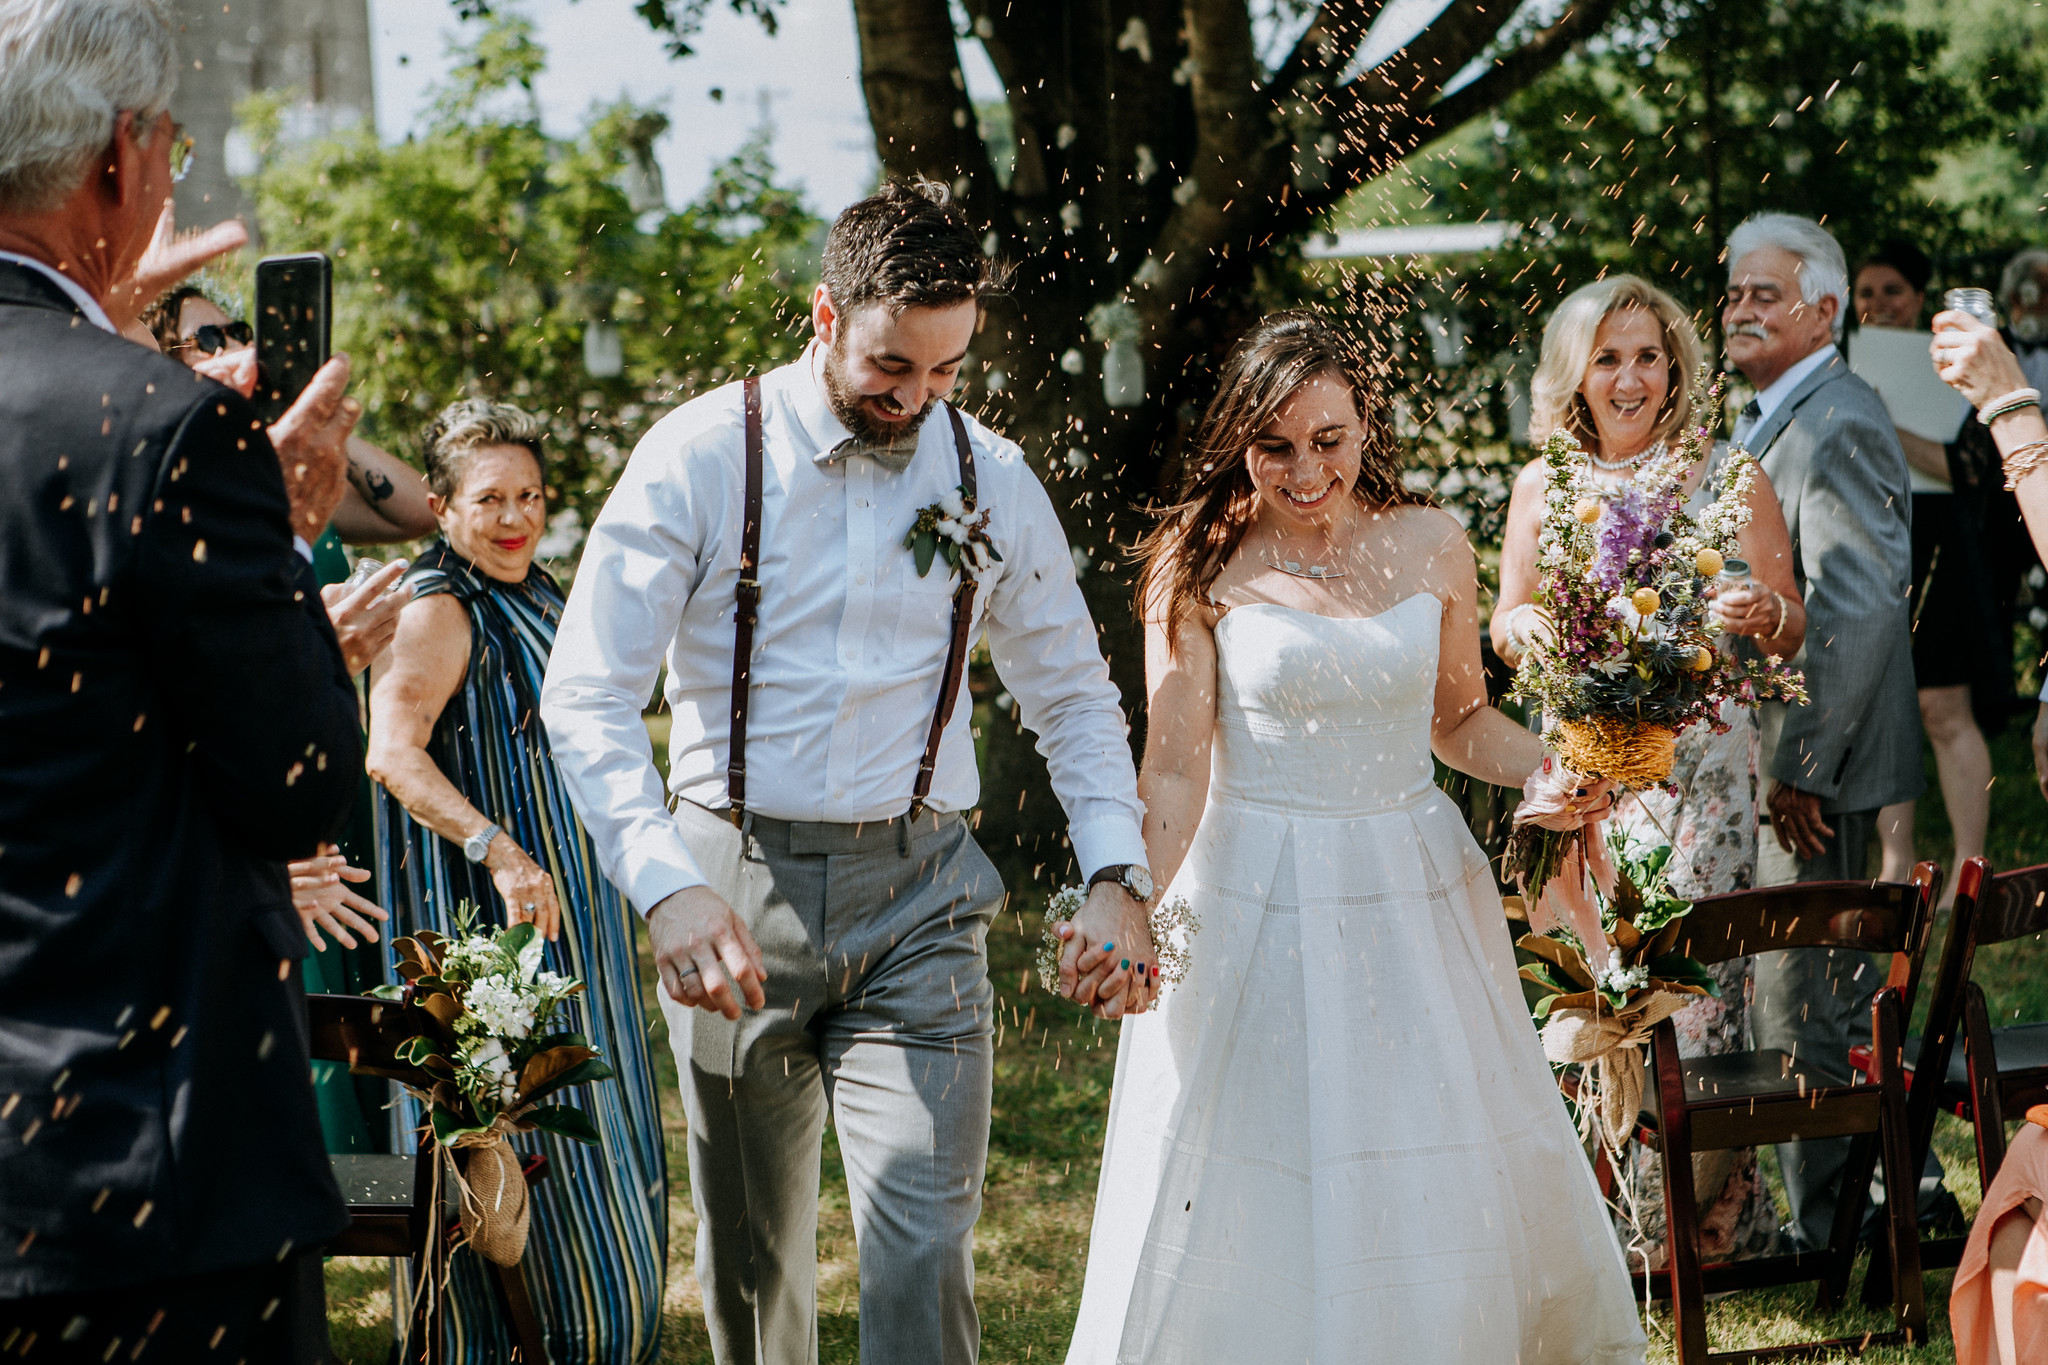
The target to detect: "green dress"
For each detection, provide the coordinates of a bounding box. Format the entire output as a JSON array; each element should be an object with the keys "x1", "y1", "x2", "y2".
[{"x1": 303, "y1": 526, "x2": 388, "y2": 1154}]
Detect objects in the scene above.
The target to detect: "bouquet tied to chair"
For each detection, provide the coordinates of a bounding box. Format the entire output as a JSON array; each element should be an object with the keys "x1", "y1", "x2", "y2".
[{"x1": 368, "y1": 906, "x2": 615, "y2": 1267}]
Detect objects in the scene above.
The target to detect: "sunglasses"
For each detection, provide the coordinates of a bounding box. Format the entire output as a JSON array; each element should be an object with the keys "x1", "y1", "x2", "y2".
[{"x1": 178, "y1": 321, "x2": 252, "y2": 355}]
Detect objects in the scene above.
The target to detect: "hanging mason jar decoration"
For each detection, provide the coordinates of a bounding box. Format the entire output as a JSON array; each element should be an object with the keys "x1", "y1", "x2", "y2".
[
  {"x1": 583, "y1": 320, "x2": 624, "y2": 378},
  {"x1": 1088, "y1": 299, "x2": 1144, "y2": 409}
]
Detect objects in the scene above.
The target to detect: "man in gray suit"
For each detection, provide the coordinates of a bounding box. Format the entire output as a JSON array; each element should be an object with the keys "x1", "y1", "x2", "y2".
[{"x1": 1723, "y1": 212, "x2": 1927, "y2": 1250}]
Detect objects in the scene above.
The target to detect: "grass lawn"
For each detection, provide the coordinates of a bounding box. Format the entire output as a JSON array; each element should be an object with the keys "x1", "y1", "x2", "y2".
[{"x1": 326, "y1": 721, "x2": 2048, "y2": 1362}]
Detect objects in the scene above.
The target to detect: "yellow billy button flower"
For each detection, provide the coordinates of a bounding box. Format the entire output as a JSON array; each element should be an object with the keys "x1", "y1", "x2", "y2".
[
  {"x1": 1691, "y1": 645, "x2": 1715, "y2": 672},
  {"x1": 1631, "y1": 587, "x2": 1662, "y2": 616},
  {"x1": 1574, "y1": 497, "x2": 1602, "y2": 524},
  {"x1": 1694, "y1": 548, "x2": 1725, "y2": 577}
]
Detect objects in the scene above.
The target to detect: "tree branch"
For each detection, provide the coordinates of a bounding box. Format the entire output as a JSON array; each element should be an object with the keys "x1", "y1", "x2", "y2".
[
  {"x1": 851, "y1": 0, "x2": 1004, "y2": 218},
  {"x1": 1271, "y1": 0, "x2": 1387, "y2": 96},
  {"x1": 1407, "y1": 0, "x2": 1626, "y2": 139}
]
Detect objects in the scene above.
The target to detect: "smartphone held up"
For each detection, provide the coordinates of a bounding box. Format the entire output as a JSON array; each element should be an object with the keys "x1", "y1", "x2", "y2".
[{"x1": 253, "y1": 253, "x2": 332, "y2": 424}]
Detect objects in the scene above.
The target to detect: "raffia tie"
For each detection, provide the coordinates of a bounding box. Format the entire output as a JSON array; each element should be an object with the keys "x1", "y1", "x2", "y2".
[
  {"x1": 447, "y1": 1116, "x2": 531, "y2": 1267},
  {"x1": 1541, "y1": 996, "x2": 1689, "y2": 1151}
]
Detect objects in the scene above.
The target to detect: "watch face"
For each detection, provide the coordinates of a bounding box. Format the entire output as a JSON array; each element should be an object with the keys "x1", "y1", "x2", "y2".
[{"x1": 1127, "y1": 866, "x2": 1155, "y2": 900}]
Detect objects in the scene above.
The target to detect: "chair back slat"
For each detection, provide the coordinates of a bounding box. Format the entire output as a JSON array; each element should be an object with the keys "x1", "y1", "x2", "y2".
[
  {"x1": 306, "y1": 992, "x2": 431, "y2": 1078},
  {"x1": 1974, "y1": 862, "x2": 2048, "y2": 948},
  {"x1": 1671, "y1": 874, "x2": 1928, "y2": 967}
]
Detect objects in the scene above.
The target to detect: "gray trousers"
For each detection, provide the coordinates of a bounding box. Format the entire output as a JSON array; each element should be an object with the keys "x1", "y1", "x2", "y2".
[
  {"x1": 1754, "y1": 808, "x2": 1940, "y2": 1248},
  {"x1": 658, "y1": 800, "x2": 1003, "y2": 1365}
]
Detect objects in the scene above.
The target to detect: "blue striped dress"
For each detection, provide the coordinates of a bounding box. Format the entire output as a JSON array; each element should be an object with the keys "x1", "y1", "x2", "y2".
[{"x1": 373, "y1": 541, "x2": 666, "y2": 1363}]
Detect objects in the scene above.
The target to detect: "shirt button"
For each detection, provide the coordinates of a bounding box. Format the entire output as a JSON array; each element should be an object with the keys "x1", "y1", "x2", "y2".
[
  {"x1": 833, "y1": 790, "x2": 845, "y2": 800},
  {"x1": 844, "y1": 649, "x2": 856, "y2": 661},
  {"x1": 856, "y1": 573, "x2": 868, "y2": 585}
]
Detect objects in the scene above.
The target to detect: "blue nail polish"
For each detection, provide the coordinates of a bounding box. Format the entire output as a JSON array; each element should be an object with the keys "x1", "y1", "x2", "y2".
[
  {"x1": 1103, "y1": 942, "x2": 1114, "y2": 952},
  {"x1": 1120, "y1": 959, "x2": 1130, "y2": 970}
]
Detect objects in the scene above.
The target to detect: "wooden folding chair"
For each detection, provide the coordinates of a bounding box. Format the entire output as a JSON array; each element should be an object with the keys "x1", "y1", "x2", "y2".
[
  {"x1": 306, "y1": 993, "x2": 552, "y2": 1363},
  {"x1": 1865, "y1": 855, "x2": 2048, "y2": 1291},
  {"x1": 1642, "y1": 865, "x2": 1939, "y2": 1363}
]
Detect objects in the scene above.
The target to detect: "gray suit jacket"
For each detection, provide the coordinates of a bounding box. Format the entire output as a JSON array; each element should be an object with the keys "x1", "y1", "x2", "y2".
[{"x1": 1750, "y1": 352, "x2": 1924, "y2": 814}]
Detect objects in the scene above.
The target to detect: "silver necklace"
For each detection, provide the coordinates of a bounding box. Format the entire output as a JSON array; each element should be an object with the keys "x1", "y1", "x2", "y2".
[{"x1": 1261, "y1": 516, "x2": 1351, "y2": 580}]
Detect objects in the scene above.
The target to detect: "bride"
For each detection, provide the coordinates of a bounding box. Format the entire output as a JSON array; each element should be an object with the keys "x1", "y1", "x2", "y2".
[{"x1": 1062, "y1": 311, "x2": 1647, "y2": 1363}]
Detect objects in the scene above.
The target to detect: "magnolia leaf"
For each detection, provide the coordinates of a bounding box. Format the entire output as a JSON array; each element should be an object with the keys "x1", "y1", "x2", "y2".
[
  {"x1": 1534, "y1": 988, "x2": 1600, "y2": 1018},
  {"x1": 1610, "y1": 915, "x2": 1642, "y2": 954},
  {"x1": 518, "y1": 1056, "x2": 618, "y2": 1107},
  {"x1": 518, "y1": 1045, "x2": 598, "y2": 1097},
  {"x1": 1502, "y1": 895, "x2": 1528, "y2": 922},
  {"x1": 395, "y1": 1035, "x2": 443, "y2": 1066},
  {"x1": 397, "y1": 959, "x2": 428, "y2": 983},
  {"x1": 1649, "y1": 919, "x2": 1685, "y2": 959},
  {"x1": 986, "y1": 542, "x2": 1003, "y2": 563},
  {"x1": 430, "y1": 1104, "x2": 487, "y2": 1147},
  {"x1": 367, "y1": 983, "x2": 406, "y2": 1001},
  {"x1": 501, "y1": 922, "x2": 537, "y2": 958},
  {"x1": 521, "y1": 1104, "x2": 602, "y2": 1145},
  {"x1": 525, "y1": 1031, "x2": 589, "y2": 1053},
  {"x1": 422, "y1": 993, "x2": 463, "y2": 1028},
  {"x1": 1518, "y1": 962, "x2": 1571, "y2": 994},
  {"x1": 1514, "y1": 933, "x2": 1597, "y2": 989},
  {"x1": 913, "y1": 530, "x2": 937, "y2": 578}
]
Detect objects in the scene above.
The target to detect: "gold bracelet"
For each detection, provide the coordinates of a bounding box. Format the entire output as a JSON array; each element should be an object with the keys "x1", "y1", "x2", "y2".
[
  {"x1": 2002, "y1": 438, "x2": 2048, "y2": 491},
  {"x1": 1769, "y1": 590, "x2": 1788, "y2": 639}
]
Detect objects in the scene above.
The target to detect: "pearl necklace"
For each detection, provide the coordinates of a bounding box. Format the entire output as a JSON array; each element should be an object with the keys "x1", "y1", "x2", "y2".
[{"x1": 1587, "y1": 440, "x2": 1664, "y2": 473}]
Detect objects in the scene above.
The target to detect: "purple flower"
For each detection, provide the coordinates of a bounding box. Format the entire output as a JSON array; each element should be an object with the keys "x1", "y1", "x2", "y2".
[{"x1": 1587, "y1": 488, "x2": 1657, "y2": 593}]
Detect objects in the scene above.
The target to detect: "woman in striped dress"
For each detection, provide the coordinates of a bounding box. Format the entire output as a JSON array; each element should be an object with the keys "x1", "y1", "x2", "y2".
[{"x1": 367, "y1": 399, "x2": 666, "y2": 1363}]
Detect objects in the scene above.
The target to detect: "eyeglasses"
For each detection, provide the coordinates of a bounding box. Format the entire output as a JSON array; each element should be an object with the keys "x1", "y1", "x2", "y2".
[
  {"x1": 176, "y1": 321, "x2": 252, "y2": 355},
  {"x1": 167, "y1": 121, "x2": 194, "y2": 183}
]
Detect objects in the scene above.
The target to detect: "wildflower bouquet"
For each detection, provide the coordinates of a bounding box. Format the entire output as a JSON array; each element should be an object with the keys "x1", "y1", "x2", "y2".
[
  {"x1": 1504, "y1": 373, "x2": 1804, "y2": 938},
  {"x1": 1516, "y1": 829, "x2": 1721, "y2": 1151},
  {"x1": 367, "y1": 908, "x2": 614, "y2": 1266}
]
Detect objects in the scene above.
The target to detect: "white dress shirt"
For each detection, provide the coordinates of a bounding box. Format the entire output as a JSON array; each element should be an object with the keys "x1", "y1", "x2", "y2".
[
  {"x1": 1736, "y1": 342, "x2": 1838, "y2": 442},
  {"x1": 542, "y1": 343, "x2": 1149, "y2": 915},
  {"x1": 0, "y1": 250, "x2": 115, "y2": 332}
]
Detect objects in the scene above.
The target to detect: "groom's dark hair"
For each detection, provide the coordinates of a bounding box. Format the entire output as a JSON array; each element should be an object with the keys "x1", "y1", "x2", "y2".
[{"x1": 820, "y1": 178, "x2": 1007, "y2": 317}]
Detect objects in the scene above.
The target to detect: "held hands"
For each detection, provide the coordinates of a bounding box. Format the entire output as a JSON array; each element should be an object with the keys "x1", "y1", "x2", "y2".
[
  {"x1": 289, "y1": 842, "x2": 391, "y2": 951},
  {"x1": 647, "y1": 884, "x2": 767, "y2": 1020},
  {"x1": 1054, "y1": 881, "x2": 1158, "y2": 1019},
  {"x1": 320, "y1": 560, "x2": 413, "y2": 675},
  {"x1": 1930, "y1": 311, "x2": 2029, "y2": 408},
  {"x1": 481, "y1": 833, "x2": 564, "y2": 942},
  {"x1": 1766, "y1": 780, "x2": 1834, "y2": 860}
]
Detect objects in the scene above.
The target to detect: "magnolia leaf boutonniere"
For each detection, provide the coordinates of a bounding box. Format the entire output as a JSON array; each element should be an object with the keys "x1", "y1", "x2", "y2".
[{"x1": 905, "y1": 486, "x2": 1001, "y2": 581}]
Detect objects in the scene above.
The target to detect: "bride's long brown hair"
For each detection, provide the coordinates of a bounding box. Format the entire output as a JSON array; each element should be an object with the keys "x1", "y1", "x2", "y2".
[{"x1": 1134, "y1": 310, "x2": 1426, "y2": 650}]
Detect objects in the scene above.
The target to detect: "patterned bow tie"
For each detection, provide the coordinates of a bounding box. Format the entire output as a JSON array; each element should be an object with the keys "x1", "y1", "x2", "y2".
[{"x1": 820, "y1": 435, "x2": 918, "y2": 473}]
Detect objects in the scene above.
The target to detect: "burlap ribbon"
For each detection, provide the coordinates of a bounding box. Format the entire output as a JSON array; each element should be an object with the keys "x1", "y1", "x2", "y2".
[
  {"x1": 447, "y1": 1119, "x2": 532, "y2": 1267},
  {"x1": 1541, "y1": 996, "x2": 1689, "y2": 1151}
]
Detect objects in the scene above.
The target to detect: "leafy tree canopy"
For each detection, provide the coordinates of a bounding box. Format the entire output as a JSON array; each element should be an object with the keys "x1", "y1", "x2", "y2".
[{"x1": 241, "y1": 13, "x2": 820, "y2": 564}]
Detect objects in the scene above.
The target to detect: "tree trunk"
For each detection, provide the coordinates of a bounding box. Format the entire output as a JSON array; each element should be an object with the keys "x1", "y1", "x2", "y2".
[{"x1": 844, "y1": 0, "x2": 1624, "y2": 872}]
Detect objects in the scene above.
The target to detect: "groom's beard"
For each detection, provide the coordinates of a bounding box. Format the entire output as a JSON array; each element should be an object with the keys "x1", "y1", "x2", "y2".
[{"x1": 823, "y1": 341, "x2": 938, "y2": 452}]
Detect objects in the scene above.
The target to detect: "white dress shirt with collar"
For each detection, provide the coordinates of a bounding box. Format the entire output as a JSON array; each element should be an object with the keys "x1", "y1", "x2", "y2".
[
  {"x1": 541, "y1": 341, "x2": 1149, "y2": 915},
  {"x1": 1745, "y1": 342, "x2": 1838, "y2": 435},
  {"x1": 0, "y1": 250, "x2": 115, "y2": 333}
]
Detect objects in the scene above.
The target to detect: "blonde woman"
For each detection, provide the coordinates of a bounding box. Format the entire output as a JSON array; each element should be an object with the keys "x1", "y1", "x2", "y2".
[{"x1": 1494, "y1": 276, "x2": 1805, "y2": 1269}]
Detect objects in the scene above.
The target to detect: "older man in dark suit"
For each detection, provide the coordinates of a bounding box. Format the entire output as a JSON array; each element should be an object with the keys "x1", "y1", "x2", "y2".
[
  {"x1": 1723, "y1": 212, "x2": 1929, "y2": 1253},
  {"x1": 0, "y1": 1, "x2": 368, "y2": 1357}
]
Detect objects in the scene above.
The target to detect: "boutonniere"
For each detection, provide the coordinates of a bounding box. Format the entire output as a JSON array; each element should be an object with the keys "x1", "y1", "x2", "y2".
[{"x1": 904, "y1": 486, "x2": 1002, "y2": 581}]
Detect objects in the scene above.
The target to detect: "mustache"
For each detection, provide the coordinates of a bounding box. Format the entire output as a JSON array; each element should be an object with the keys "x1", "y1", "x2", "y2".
[{"x1": 1726, "y1": 322, "x2": 1770, "y2": 340}]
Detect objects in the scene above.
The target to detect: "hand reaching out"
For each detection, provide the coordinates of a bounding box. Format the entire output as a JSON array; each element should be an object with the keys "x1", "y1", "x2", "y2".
[
  {"x1": 289, "y1": 843, "x2": 390, "y2": 951},
  {"x1": 321, "y1": 559, "x2": 413, "y2": 675},
  {"x1": 108, "y1": 201, "x2": 250, "y2": 343}
]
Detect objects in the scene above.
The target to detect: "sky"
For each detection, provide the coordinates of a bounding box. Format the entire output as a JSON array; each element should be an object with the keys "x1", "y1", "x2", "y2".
[{"x1": 364, "y1": 0, "x2": 1461, "y2": 220}]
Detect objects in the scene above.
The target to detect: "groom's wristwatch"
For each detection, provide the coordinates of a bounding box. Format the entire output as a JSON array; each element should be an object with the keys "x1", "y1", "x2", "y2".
[
  {"x1": 464, "y1": 822, "x2": 503, "y2": 864},
  {"x1": 1088, "y1": 863, "x2": 1155, "y2": 903}
]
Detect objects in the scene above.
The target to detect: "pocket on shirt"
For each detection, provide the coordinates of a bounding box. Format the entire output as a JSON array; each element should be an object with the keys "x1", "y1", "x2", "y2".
[{"x1": 891, "y1": 570, "x2": 969, "y2": 663}]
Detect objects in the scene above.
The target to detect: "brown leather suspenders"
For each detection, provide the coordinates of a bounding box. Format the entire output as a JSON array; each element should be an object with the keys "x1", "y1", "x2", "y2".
[{"x1": 729, "y1": 377, "x2": 978, "y2": 824}]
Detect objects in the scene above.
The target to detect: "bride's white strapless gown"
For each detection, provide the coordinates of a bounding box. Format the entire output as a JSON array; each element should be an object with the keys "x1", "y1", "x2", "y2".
[{"x1": 1066, "y1": 596, "x2": 1647, "y2": 1364}]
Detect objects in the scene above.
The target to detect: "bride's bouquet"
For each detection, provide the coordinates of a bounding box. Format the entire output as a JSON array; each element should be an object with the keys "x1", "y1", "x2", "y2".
[
  {"x1": 367, "y1": 906, "x2": 615, "y2": 1267},
  {"x1": 1504, "y1": 373, "x2": 1805, "y2": 954}
]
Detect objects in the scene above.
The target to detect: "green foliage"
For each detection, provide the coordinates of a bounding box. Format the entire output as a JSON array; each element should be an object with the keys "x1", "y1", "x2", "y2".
[
  {"x1": 1438, "y1": 0, "x2": 1998, "y2": 312},
  {"x1": 242, "y1": 13, "x2": 819, "y2": 562}
]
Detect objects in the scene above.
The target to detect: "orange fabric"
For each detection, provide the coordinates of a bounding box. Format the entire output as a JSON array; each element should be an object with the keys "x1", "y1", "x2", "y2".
[{"x1": 1951, "y1": 1122, "x2": 2048, "y2": 1365}]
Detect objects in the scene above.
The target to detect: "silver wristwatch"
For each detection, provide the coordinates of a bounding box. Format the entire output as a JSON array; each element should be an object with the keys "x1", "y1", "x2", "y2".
[
  {"x1": 1087, "y1": 863, "x2": 1155, "y2": 902},
  {"x1": 463, "y1": 822, "x2": 502, "y2": 864}
]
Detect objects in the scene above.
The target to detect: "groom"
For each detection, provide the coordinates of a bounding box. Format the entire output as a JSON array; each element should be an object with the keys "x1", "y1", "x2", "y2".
[{"x1": 542, "y1": 179, "x2": 1153, "y2": 1362}]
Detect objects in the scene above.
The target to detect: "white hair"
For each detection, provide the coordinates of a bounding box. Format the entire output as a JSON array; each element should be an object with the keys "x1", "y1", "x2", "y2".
[
  {"x1": 0, "y1": 0, "x2": 178, "y2": 214},
  {"x1": 1726, "y1": 212, "x2": 1850, "y2": 342},
  {"x1": 1999, "y1": 249, "x2": 2048, "y2": 309}
]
